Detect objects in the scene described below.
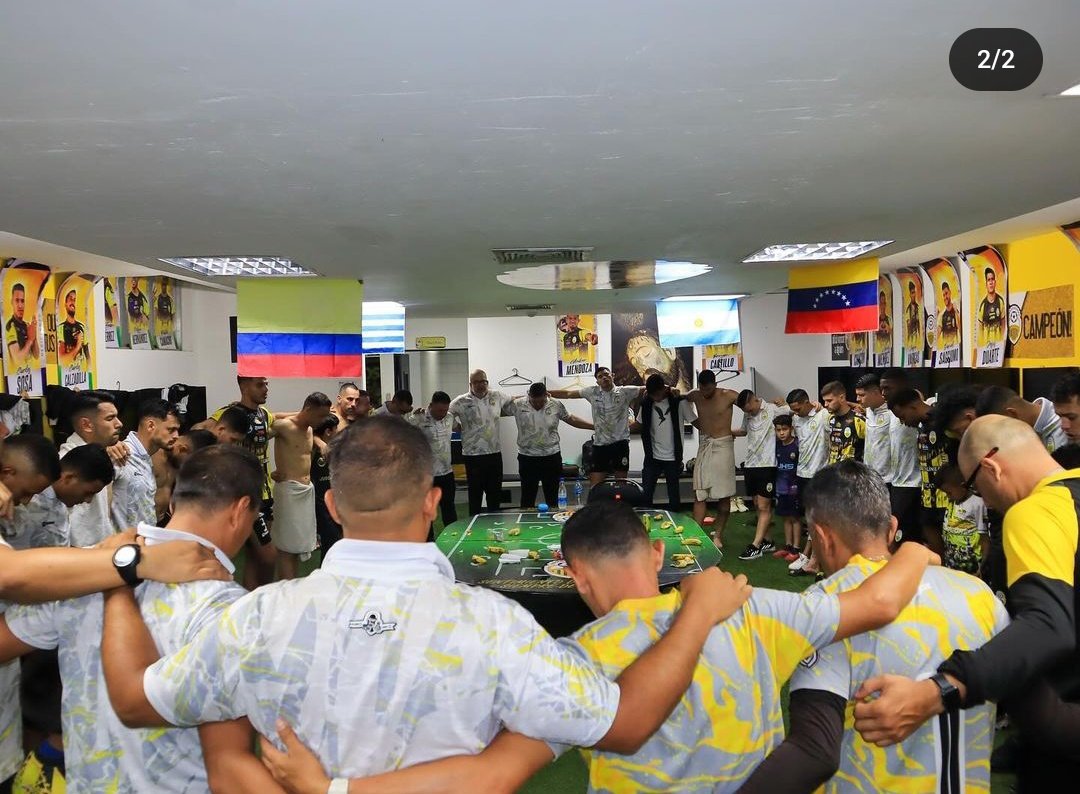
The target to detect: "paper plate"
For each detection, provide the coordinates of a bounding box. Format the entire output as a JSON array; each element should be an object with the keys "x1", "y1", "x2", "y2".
[{"x1": 544, "y1": 560, "x2": 572, "y2": 579}]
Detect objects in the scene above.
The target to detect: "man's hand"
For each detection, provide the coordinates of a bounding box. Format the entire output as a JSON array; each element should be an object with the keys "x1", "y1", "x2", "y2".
[
  {"x1": 852, "y1": 675, "x2": 942, "y2": 746},
  {"x1": 678, "y1": 568, "x2": 752, "y2": 625},
  {"x1": 99, "y1": 530, "x2": 138, "y2": 551},
  {"x1": 260, "y1": 720, "x2": 329, "y2": 794},
  {"x1": 107, "y1": 443, "x2": 130, "y2": 467},
  {"x1": 772, "y1": 398, "x2": 785, "y2": 407},
  {"x1": 138, "y1": 541, "x2": 231, "y2": 584}
]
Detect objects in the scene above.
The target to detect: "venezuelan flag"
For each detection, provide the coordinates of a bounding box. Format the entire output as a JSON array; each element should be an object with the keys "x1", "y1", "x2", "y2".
[
  {"x1": 236, "y1": 279, "x2": 363, "y2": 377},
  {"x1": 785, "y1": 258, "x2": 879, "y2": 334}
]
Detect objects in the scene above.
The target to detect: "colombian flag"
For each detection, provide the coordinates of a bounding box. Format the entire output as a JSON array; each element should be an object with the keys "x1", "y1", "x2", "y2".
[
  {"x1": 785, "y1": 258, "x2": 879, "y2": 334},
  {"x1": 236, "y1": 279, "x2": 363, "y2": 377}
]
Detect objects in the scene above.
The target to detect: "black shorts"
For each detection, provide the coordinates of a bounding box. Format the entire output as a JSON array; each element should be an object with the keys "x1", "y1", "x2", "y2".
[
  {"x1": 745, "y1": 467, "x2": 777, "y2": 499},
  {"x1": 775, "y1": 493, "x2": 801, "y2": 517},
  {"x1": 592, "y1": 440, "x2": 631, "y2": 474},
  {"x1": 260, "y1": 497, "x2": 275, "y2": 522}
]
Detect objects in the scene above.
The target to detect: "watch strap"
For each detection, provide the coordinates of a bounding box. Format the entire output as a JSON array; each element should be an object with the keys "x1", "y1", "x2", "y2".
[
  {"x1": 931, "y1": 672, "x2": 961, "y2": 712},
  {"x1": 113, "y1": 543, "x2": 143, "y2": 587}
]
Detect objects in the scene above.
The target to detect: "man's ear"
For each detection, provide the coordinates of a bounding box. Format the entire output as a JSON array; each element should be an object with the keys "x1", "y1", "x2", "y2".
[
  {"x1": 811, "y1": 522, "x2": 831, "y2": 558},
  {"x1": 566, "y1": 561, "x2": 593, "y2": 600},
  {"x1": 421, "y1": 486, "x2": 440, "y2": 527},
  {"x1": 886, "y1": 514, "x2": 899, "y2": 545},
  {"x1": 651, "y1": 539, "x2": 665, "y2": 572},
  {"x1": 325, "y1": 489, "x2": 343, "y2": 525}
]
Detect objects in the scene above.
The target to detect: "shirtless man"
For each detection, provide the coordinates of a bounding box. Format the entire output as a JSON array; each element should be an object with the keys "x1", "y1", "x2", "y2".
[
  {"x1": 332, "y1": 383, "x2": 369, "y2": 427},
  {"x1": 151, "y1": 430, "x2": 217, "y2": 524},
  {"x1": 683, "y1": 370, "x2": 740, "y2": 546},
  {"x1": 270, "y1": 393, "x2": 333, "y2": 579}
]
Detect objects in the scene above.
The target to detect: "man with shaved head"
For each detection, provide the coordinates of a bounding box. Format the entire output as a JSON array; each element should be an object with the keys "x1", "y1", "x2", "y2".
[
  {"x1": 852, "y1": 415, "x2": 1080, "y2": 789},
  {"x1": 450, "y1": 370, "x2": 513, "y2": 515}
]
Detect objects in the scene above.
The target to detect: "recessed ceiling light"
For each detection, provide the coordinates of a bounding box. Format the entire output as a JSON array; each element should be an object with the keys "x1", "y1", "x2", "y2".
[
  {"x1": 742, "y1": 241, "x2": 893, "y2": 263},
  {"x1": 661, "y1": 294, "x2": 747, "y2": 302},
  {"x1": 158, "y1": 256, "x2": 318, "y2": 277},
  {"x1": 1059, "y1": 82, "x2": 1080, "y2": 96}
]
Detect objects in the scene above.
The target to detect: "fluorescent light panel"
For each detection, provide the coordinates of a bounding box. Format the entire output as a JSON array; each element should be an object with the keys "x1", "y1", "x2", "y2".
[
  {"x1": 662, "y1": 294, "x2": 747, "y2": 302},
  {"x1": 159, "y1": 256, "x2": 318, "y2": 277},
  {"x1": 1060, "y1": 82, "x2": 1080, "y2": 96},
  {"x1": 742, "y1": 241, "x2": 892, "y2": 263}
]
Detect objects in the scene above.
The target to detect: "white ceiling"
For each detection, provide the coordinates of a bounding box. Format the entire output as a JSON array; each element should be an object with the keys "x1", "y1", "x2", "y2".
[{"x1": 1, "y1": 1, "x2": 1078, "y2": 317}]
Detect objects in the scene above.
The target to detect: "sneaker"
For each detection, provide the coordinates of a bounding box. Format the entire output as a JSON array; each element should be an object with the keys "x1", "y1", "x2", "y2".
[
  {"x1": 788, "y1": 553, "x2": 810, "y2": 571},
  {"x1": 759, "y1": 539, "x2": 776, "y2": 553},
  {"x1": 771, "y1": 547, "x2": 791, "y2": 559},
  {"x1": 789, "y1": 566, "x2": 816, "y2": 577},
  {"x1": 738, "y1": 544, "x2": 763, "y2": 561},
  {"x1": 779, "y1": 550, "x2": 800, "y2": 562}
]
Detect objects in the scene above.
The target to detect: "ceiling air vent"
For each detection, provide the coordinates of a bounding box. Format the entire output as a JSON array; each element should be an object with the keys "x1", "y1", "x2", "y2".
[
  {"x1": 506, "y1": 304, "x2": 555, "y2": 313},
  {"x1": 492, "y1": 247, "x2": 594, "y2": 266}
]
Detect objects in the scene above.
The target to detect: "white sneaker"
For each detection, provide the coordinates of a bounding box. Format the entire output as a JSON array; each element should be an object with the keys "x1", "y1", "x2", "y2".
[
  {"x1": 788, "y1": 553, "x2": 810, "y2": 571},
  {"x1": 733, "y1": 497, "x2": 748, "y2": 513}
]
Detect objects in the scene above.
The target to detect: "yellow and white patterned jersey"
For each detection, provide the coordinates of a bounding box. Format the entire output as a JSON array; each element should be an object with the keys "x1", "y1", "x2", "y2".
[
  {"x1": 791, "y1": 556, "x2": 1009, "y2": 794},
  {"x1": 0, "y1": 540, "x2": 20, "y2": 782},
  {"x1": 142, "y1": 539, "x2": 620, "y2": 778},
  {"x1": 5, "y1": 525, "x2": 245, "y2": 793},
  {"x1": 504, "y1": 397, "x2": 569, "y2": 457},
  {"x1": 449, "y1": 390, "x2": 513, "y2": 455},
  {"x1": 554, "y1": 587, "x2": 840, "y2": 793}
]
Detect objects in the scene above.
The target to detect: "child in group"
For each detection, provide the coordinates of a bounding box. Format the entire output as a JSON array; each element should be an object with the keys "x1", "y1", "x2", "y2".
[
  {"x1": 935, "y1": 464, "x2": 989, "y2": 575},
  {"x1": 772, "y1": 414, "x2": 802, "y2": 562}
]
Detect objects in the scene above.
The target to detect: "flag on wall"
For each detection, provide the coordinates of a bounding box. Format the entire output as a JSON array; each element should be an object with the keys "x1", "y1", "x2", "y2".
[
  {"x1": 236, "y1": 279, "x2": 363, "y2": 377},
  {"x1": 784, "y1": 258, "x2": 880, "y2": 334},
  {"x1": 361, "y1": 302, "x2": 405, "y2": 354},
  {"x1": 656, "y1": 298, "x2": 741, "y2": 347}
]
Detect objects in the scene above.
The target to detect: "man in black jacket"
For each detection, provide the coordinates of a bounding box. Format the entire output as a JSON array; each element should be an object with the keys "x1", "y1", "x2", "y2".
[{"x1": 637, "y1": 374, "x2": 696, "y2": 512}]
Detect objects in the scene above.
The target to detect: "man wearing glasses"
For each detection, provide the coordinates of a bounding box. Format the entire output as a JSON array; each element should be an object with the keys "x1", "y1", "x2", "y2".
[
  {"x1": 852, "y1": 414, "x2": 1080, "y2": 790},
  {"x1": 449, "y1": 370, "x2": 513, "y2": 515}
]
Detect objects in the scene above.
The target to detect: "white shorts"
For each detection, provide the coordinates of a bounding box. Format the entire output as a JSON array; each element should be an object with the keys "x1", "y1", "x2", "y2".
[
  {"x1": 693, "y1": 435, "x2": 737, "y2": 502},
  {"x1": 271, "y1": 480, "x2": 317, "y2": 554}
]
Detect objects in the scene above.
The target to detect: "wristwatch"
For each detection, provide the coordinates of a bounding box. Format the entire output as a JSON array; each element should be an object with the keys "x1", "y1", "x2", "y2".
[
  {"x1": 112, "y1": 543, "x2": 143, "y2": 587},
  {"x1": 930, "y1": 672, "x2": 961, "y2": 713}
]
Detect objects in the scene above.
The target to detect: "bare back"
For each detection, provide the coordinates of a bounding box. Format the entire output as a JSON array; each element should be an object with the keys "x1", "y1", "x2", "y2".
[
  {"x1": 273, "y1": 417, "x2": 314, "y2": 484},
  {"x1": 687, "y1": 388, "x2": 738, "y2": 438}
]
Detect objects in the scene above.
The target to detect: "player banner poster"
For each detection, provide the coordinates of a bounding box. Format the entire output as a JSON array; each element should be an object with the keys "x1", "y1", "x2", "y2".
[
  {"x1": 121, "y1": 276, "x2": 151, "y2": 349},
  {"x1": 103, "y1": 276, "x2": 123, "y2": 348},
  {"x1": 873, "y1": 275, "x2": 894, "y2": 367},
  {"x1": 702, "y1": 342, "x2": 743, "y2": 372},
  {"x1": 894, "y1": 268, "x2": 925, "y2": 367},
  {"x1": 1, "y1": 261, "x2": 50, "y2": 395},
  {"x1": 556, "y1": 313, "x2": 598, "y2": 377},
  {"x1": 1062, "y1": 220, "x2": 1080, "y2": 254},
  {"x1": 846, "y1": 332, "x2": 869, "y2": 367},
  {"x1": 611, "y1": 310, "x2": 693, "y2": 392},
  {"x1": 922, "y1": 258, "x2": 962, "y2": 368},
  {"x1": 56, "y1": 273, "x2": 97, "y2": 389},
  {"x1": 1007, "y1": 285, "x2": 1074, "y2": 360},
  {"x1": 962, "y1": 246, "x2": 1007, "y2": 368},
  {"x1": 151, "y1": 276, "x2": 181, "y2": 350}
]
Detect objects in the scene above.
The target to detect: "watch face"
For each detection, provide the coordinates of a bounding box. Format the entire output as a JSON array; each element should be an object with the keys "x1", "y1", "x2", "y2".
[{"x1": 114, "y1": 545, "x2": 137, "y2": 567}]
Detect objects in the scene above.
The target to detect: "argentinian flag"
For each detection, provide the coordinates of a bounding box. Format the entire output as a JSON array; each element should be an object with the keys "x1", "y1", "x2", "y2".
[{"x1": 656, "y1": 299, "x2": 741, "y2": 348}]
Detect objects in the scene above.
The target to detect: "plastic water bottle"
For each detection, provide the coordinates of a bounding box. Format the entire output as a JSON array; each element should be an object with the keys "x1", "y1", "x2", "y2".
[
  {"x1": 573, "y1": 478, "x2": 583, "y2": 506},
  {"x1": 557, "y1": 479, "x2": 568, "y2": 511}
]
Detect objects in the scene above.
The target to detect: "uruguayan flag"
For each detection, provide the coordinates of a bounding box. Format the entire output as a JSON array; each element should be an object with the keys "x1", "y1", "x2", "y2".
[
  {"x1": 656, "y1": 299, "x2": 741, "y2": 347},
  {"x1": 362, "y1": 301, "x2": 406, "y2": 354}
]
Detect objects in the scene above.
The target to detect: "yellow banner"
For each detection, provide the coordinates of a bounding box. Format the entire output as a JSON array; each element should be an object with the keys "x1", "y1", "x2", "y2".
[
  {"x1": 1008, "y1": 286, "x2": 1074, "y2": 359},
  {"x1": 56, "y1": 274, "x2": 97, "y2": 389},
  {"x1": 1, "y1": 262, "x2": 50, "y2": 395},
  {"x1": 873, "y1": 275, "x2": 894, "y2": 367},
  {"x1": 122, "y1": 276, "x2": 152, "y2": 349},
  {"x1": 556, "y1": 313, "x2": 598, "y2": 377},
  {"x1": 846, "y1": 332, "x2": 869, "y2": 367},
  {"x1": 965, "y1": 246, "x2": 1007, "y2": 368},
  {"x1": 923, "y1": 258, "x2": 962, "y2": 368},
  {"x1": 103, "y1": 276, "x2": 122, "y2": 347},
  {"x1": 151, "y1": 277, "x2": 180, "y2": 350},
  {"x1": 702, "y1": 342, "x2": 743, "y2": 372},
  {"x1": 895, "y1": 269, "x2": 925, "y2": 367}
]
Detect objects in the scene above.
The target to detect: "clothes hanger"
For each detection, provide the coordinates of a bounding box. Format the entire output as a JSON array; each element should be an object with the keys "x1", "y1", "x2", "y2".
[{"x1": 498, "y1": 368, "x2": 532, "y2": 386}]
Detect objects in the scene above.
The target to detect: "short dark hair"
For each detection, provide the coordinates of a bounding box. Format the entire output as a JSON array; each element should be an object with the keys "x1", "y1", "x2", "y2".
[
  {"x1": 561, "y1": 501, "x2": 650, "y2": 566},
  {"x1": 137, "y1": 399, "x2": 179, "y2": 424},
  {"x1": 934, "y1": 384, "x2": 983, "y2": 434},
  {"x1": 786, "y1": 388, "x2": 809, "y2": 404},
  {"x1": 338, "y1": 382, "x2": 360, "y2": 395},
  {"x1": 392, "y1": 390, "x2": 413, "y2": 405},
  {"x1": 645, "y1": 374, "x2": 666, "y2": 395},
  {"x1": 172, "y1": 445, "x2": 264, "y2": 513},
  {"x1": 303, "y1": 392, "x2": 333, "y2": 410},
  {"x1": 237, "y1": 376, "x2": 264, "y2": 386},
  {"x1": 697, "y1": 370, "x2": 716, "y2": 386},
  {"x1": 68, "y1": 390, "x2": 117, "y2": 424},
  {"x1": 326, "y1": 416, "x2": 433, "y2": 513},
  {"x1": 65, "y1": 289, "x2": 77, "y2": 301},
  {"x1": 60, "y1": 444, "x2": 114, "y2": 485},
  {"x1": 880, "y1": 368, "x2": 909, "y2": 385},
  {"x1": 182, "y1": 429, "x2": 218, "y2": 453},
  {"x1": 908, "y1": 281, "x2": 916, "y2": 291},
  {"x1": 314, "y1": 414, "x2": 339, "y2": 437},
  {"x1": 887, "y1": 387, "x2": 923, "y2": 411},
  {"x1": 4, "y1": 434, "x2": 61, "y2": 481},
  {"x1": 11, "y1": 284, "x2": 23, "y2": 296},
  {"x1": 736, "y1": 389, "x2": 754, "y2": 410},
  {"x1": 854, "y1": 373, "x2": 881, "y2": 391},
  {"x1": 1051, "y1": 443, "x2": 1080, "y2": 470},
  {"x1": 934, "y1": 463, "x2": 965, "y2": 490},
  {"x1": 431, "y1": 391, "x2": 451, "y2": 405},
  {"x1": 216, "y1": 405, "x2": 250, "y2": 436},
  {"x1": 773, "y1": 414, "x2": 793, "y2": 428},
  {"x1": 595, "y1": 366, "x2": 611, "y2": 377},
  {"x1": 1051, "y1": 372, "x2": 1080, "y2": 404},
  {"x1": 985, "y1": 267, "x2": 995, "y2": 280},
  {"x1": 804, "y1": 460, "x2": 892, "y2": 546},
  {"x1": 528, "y1": 382, "x2": 547, "y2": 398},
  {"x1": 821, "y1": 380, "x2": 846, "y2": 398},
  {"x1": 974, "y1": 385, "x2": 1018, "y2": 418}
]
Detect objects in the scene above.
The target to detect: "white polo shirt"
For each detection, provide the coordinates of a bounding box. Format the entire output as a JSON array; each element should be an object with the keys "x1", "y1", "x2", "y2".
[
  {"x1": 504, "y1": 398, "x2": 569, "y2": 457},
  {"x1": 5, "y1": 524, "x2": 243, "y2": 793},
  {"x1": 59, "y1": 434, "x2": 113, "y2": 547},
  {"x1": 0, "y1": 540, "x2": 19, "y2": 782},
  {"x1": 793, "y1": 409, "x2": 830, "y2": 479},
  {"x1": 1033, "y1": 397, "x2": 1069, "y2": 453},
  {"x1": 406, "y1": 410, "x2": 455, "y2": 477},
  {"x1": 110, "y1": 433, "x2": 157, "y2": 531},
  {"x1": 449, "y1": 391, "x2": 513, "y2": 456},
  {"x1": 890, "y1": 415, "x2": 921, "y2": 489},
  {"x1": 743, "y1": 403, "x2": 788, "y2": 469},
  {"x1": 142, "y1": 539, "x2": 620, "y2": 777},
  {"x1": 863, "y1": 405, "x2": 895, "y2": 483},
  {"x1": 579, "y1": 385, "x2": 640, "y2": 446}
]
